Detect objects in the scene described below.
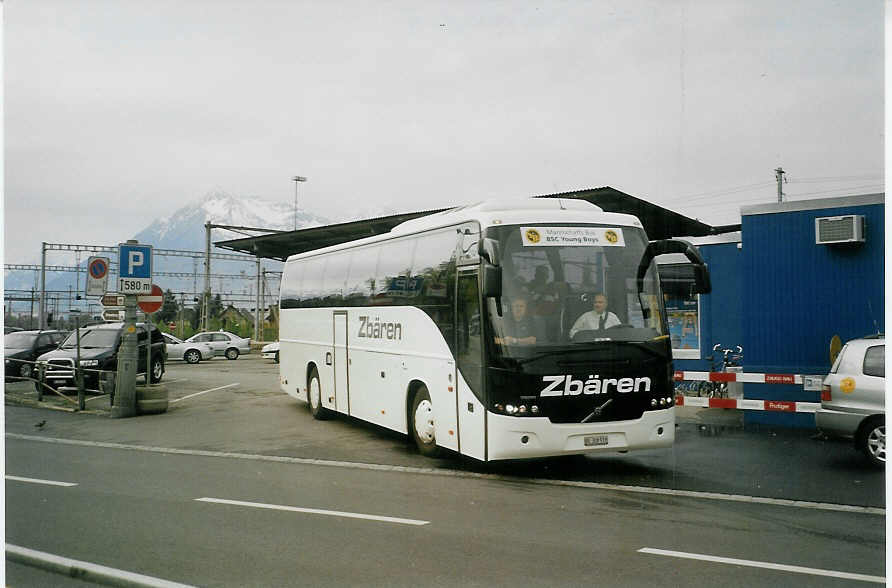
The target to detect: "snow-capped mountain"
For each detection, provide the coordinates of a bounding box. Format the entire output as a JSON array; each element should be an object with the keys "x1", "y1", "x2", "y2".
[{"x1": 135, "y1": 190, "x2": 330, "y2": 251}]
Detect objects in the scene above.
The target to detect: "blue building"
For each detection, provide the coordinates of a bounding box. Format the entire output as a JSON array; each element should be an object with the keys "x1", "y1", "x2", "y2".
[{"x1": 667, "y1": 193, "x2": 884, "y2": 427}]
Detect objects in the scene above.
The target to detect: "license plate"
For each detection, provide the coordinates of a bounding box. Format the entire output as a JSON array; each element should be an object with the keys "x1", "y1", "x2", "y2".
[{"x1": 584, "y1": 434, "x2": 609, "y2": 447}]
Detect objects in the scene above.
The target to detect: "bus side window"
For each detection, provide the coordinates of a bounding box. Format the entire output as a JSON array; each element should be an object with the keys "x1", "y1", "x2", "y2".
[
  {"x1": 374, "y1": 239, "x2": 417, "y2": 302},
  {"x1": 345, "y1": 246, "x2": 379, "y2": 306},
  {"x1": 413, "y1": 229, "x2": 458, "y2": 348}
]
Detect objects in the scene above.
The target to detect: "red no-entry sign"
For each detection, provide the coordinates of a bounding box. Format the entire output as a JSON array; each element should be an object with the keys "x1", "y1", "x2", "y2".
[{"x1": 137, "y1": 284, "x2": 163, "y2": 314}]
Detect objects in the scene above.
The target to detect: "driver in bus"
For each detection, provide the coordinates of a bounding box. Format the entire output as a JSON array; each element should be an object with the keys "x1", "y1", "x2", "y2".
[
  {"x1": 494, "y1": 297, "x2": 541, "y2": 346},
  {"x1": 569, "y1": 293, "x2": 620, "y2": 338}
]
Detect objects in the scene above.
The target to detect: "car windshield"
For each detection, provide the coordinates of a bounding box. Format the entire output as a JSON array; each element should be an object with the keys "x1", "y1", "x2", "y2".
[
  {"x1": 61, "y1": 328, "x2": 120, "y2": 349},
  {"x1": 4, "y1": 332, "x2": 39, "y2": 347}
]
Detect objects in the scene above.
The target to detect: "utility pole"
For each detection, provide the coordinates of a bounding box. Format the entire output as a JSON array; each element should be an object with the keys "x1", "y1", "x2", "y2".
[
  {"x1": 39, "y1": 242, "x2": 47, "y2": 329},
  {"x1": 292, "y1": 175, "x2": 307, "y2": 230},
  {"x1": 203, "y1": 222, "x2": 211, "y2": 332},
  {"x1": 775, "y1": 167, "x2": 786, "y2": 202},
  {"x1": 254, "y1": 257, "x2": 261, "y2": 342}
]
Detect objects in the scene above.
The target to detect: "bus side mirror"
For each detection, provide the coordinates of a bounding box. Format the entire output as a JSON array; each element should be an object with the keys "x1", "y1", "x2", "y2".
[
  {"x1": 479, "y1": 238, "x2": 501, "y2": 266},
  {"x1": 692, "y1": 264, "x2": 711, "y2": 294},
  {"x1": 638, "y1": 239, "x2": 711, "y2": 295},
  {"x1": 482, "y1": 264, "x2": 502, "y2": 298}
]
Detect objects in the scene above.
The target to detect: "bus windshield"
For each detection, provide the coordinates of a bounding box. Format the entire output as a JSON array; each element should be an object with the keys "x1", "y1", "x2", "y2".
[{"x1": 485, "y1": 223, "x2": 666, "y2": 360}]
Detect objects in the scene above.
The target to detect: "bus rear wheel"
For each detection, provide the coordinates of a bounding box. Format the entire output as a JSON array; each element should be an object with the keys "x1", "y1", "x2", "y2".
[
  {"x1": 410, "y1": 386, "x2": 439, "y2": 458},
  {"x1": 308, "y1": 368, "x2": 331, "y2": 420}
]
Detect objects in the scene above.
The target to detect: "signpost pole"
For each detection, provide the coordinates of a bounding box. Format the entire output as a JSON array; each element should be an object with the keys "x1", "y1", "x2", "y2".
[
  {"x1": 111, "y1": 296, "x2": 138, "y2": 418},
  {"x1": 74, "y1": 313, "x2": 85, "y2": 411},
  {"x1": 144, "y1": 311, "x2": 151, "y2": 384},
  {"x1": 112, "y1": 240, "x2": 152, "y2": 418}
]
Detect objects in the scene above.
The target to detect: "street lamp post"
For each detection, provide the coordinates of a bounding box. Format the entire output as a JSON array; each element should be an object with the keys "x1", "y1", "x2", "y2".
[{"x1": 292, "y1": 176, "x2": 307, "y2": 230}]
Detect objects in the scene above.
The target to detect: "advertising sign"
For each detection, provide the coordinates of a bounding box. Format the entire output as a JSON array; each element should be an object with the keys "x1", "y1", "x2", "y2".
[{"x1": 520, "y1": 226, "x2": 626, "y2": 247}]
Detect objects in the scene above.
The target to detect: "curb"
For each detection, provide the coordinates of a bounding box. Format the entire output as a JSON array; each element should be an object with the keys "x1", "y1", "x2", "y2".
[{"x1": 7, "y1": 543, "x2": 194, "y2": 587}]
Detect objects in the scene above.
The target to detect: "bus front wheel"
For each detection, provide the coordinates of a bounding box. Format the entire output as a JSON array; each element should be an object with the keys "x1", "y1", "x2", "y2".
[
  {"x1": 410, "y1": 386, "x2": 440, "y2": 458},
  {"x1": 308, "y1": 368, "x2": 331, "y2": 420}
]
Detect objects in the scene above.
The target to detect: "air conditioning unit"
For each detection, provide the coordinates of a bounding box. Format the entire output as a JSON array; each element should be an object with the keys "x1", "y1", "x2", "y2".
[{"x1": 815, "y1": 215, "x2": 865, "y2": 245}]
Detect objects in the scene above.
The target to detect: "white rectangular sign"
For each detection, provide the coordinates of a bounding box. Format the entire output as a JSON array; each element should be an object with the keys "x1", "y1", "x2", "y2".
[
  {"x1": 520, "y1": 226, "x2": 626, "y2": 247},
  {"x1": 85, "y1": 256, "x2": 110, "y2": 297}
]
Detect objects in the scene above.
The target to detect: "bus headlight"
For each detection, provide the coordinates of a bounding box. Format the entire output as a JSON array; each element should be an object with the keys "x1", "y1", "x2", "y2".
[{"x1": 493, "y1": 404, "x2": 540, "y2": 417}]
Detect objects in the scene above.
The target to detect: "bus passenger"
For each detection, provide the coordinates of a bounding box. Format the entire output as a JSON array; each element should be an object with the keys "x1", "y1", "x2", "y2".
[
  {"x1": 494, "y1": 297, "x2": 541, "y2": 346},
  {"x1": 569, "y1": 293, "x2": 620, "y2": 338}
]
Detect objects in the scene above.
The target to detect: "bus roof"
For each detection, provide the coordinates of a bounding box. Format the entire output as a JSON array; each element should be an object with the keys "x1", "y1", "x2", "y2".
[{"x1": 284, "y1": 198, "x2": 647, "y2": 263}]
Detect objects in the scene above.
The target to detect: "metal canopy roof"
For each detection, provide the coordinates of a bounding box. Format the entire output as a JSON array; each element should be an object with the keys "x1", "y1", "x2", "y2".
[
  {"x1": 214, "y1": 208, "x2": 450, "y2": 261},
  {"x1": 214, "y1": 187, "x2": 739, "y2": 261}
]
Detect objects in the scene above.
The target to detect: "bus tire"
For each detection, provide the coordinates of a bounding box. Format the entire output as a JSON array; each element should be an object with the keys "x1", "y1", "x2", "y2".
[
  {"x1": 308, "y1": 368, "x2": 331, "y2": 420},
  {"x1": 410, "y1": 386, "x2": 440, "y2": 458}
]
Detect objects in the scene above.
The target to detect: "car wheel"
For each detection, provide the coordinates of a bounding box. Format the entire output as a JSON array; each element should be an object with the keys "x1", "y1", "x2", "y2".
[
  {"x1": 858, "y1": 416, "x2": 885, "y2": 468},
  {"x1": 150, "y1": 356, "x2": 164, "y2": 384},
  {"x1": 225, "y1": 348, "x2": 239, "y2": 360},
  {"x1": 274, "y1": 351, "x2": 279, "y2": 364},
  {"x1": 184, "y1": 349, "x2": 201, "y2": 364},
  {"x1": 409, "y1": 385, "x2": 440, "y2": 457},
  {"x1": 19, "y1": 362, "x2": 32, "y2": 380},
  {"x1": 308, "y1": 367, "x2": 331, "y2": 420}
]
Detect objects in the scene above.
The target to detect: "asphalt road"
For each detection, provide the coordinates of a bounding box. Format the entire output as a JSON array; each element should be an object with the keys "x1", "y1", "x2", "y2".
[
  {"x1": 5, "y1": 436, "x2": 885, "y2": 587},
  {"x1": 4, "y1": 355, "x2": 886, "y2": 585}
]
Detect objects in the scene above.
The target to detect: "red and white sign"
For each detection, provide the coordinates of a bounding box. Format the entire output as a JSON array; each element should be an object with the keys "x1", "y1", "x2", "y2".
[
  {"x1": 675, "y1": 395, "x2": 819, "y2": 413},
  {"x1": 674, "y1": 370, "x2": 804, "y2": 385},
  {"x1": 137, "y1": 284, "x2": 163, "y2": 314}
]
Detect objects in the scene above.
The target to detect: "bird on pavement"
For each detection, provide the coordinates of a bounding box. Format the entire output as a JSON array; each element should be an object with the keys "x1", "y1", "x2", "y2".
[{"x1": 34, "y1": 420, "x2": 46, "y2": 429}]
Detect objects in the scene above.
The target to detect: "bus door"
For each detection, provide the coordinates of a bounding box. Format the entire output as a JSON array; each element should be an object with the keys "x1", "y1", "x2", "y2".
[
  {"x1": 455, "y1": 268, "x2": 486, "y2": 460},
  {"x1": 333, "y1": 311, "x2": 349, "y2": 414}
]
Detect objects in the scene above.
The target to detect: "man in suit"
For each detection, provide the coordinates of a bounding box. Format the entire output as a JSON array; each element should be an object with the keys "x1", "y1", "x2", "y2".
[{"x1": 569, "y1": 293, "x2": 620, "y2": 338}]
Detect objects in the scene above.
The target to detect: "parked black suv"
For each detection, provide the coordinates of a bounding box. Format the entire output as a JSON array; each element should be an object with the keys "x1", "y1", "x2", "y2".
[
  {"x1": 35, "y1": 322, "x2": 166, "y2": 393},
  {"x1": 4, "y1": 330, "x2": 68, "y2": 381}
]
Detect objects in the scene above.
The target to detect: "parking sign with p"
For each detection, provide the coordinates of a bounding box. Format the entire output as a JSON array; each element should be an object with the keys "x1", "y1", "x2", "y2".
[{"x1": 118, "y1": 242, "x2": 153, "y2": 294}]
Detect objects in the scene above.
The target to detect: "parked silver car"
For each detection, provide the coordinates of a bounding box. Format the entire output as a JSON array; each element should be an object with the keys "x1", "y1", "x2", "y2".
[
  {"x1": 162, "y1": 333, "x2": 215, "y2": 364},
  {"x1": 816, "y1": 335, "x2": 885, "y2": 467},
  {"x1": 261, "y1": 341, "x2": 279, "y2": 363},
  {"x1": 185, "y1": 331, "x2": 252, "y2": 360}
]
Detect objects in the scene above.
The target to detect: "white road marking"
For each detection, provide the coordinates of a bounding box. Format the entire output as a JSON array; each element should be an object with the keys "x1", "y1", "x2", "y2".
[
  {"x1": 6, "y1": 433, "x2": 885, "y2": 516},
  {"x1": 638, "y1": 548, "x2": 885, "y2": 584},
  {"x1": 5, "y1": 475, "x2": 77, "y2": 487},
  {"x1": 7, "y1": 543, "x2": 195, "y2": 587},
  {"x1": 169, "y1": 383, "x2": 239, "y2": 403},
  {"x1": 195, "y1": 497, "x2": 429, "y2": 526}
]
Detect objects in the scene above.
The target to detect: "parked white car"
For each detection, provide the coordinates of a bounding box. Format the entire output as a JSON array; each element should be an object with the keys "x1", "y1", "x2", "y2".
[
  {"x1": 185, "y1": 331, "x2": 252, "y2": 360},
  {"x1": 816, "y1": 335, "x2": 885, "y2": 467},
  {"x1": 261, "y1": 341, "x2": 279, "y2": 363},
  {"x1": 162, "y1": 333, "x2": 215, "y2": 364}
]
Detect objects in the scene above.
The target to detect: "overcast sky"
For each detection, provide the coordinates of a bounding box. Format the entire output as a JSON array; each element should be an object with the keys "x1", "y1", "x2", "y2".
[{"x1": 3, "y1": 0, "x2": 884, "y2": 264}]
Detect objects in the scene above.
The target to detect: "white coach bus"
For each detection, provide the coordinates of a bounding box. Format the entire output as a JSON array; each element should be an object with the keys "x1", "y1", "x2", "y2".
[{"x1": 279, "y1": 198, "x2": 710, "y2": 461}]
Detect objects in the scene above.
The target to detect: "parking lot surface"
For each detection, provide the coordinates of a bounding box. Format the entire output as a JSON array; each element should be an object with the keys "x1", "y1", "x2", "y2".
[{"x1": 4, "y1": 354, "x2": 884, "y2": 509}]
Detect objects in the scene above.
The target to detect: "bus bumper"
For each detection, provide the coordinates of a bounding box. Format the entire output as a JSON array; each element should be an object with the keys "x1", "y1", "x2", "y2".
[{"x1": 485, "y1": 407, "x2": 675, "y2": 461}]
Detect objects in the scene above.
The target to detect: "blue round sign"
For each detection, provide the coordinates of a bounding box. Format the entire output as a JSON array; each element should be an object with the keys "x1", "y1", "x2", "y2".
[{"x1": 89, "y1": 258, "x2": 108, "y2": 280}]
